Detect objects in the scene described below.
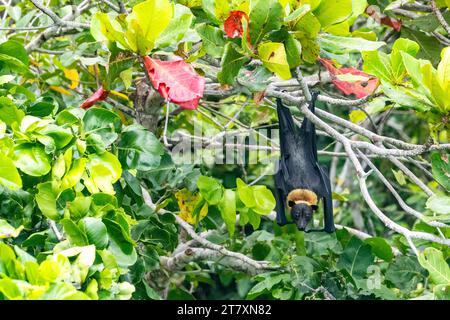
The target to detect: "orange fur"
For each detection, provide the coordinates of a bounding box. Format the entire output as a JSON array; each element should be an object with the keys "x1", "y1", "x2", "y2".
[{"x1": 286, "y1": 189, "x2": 318, "y2": 208}]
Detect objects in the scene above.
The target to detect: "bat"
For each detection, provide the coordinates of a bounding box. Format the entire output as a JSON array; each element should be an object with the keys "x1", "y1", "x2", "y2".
[{"x1": 274, "y1": 93, "x2": 335, "y2": 233}]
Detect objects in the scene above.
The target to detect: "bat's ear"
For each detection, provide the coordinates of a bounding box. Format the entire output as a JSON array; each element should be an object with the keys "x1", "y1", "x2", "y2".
[
  {"x1": 288, "y1": 200, "x2": 295, "y2": 207},
  {"x1": 311, "y1": 204, "x2": 319, "y2": 211}
]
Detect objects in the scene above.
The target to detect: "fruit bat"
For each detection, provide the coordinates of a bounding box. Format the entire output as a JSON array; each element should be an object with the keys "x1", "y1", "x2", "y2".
[{"x1": 274, "y1": 94, "x2": 335, "y2": 233}]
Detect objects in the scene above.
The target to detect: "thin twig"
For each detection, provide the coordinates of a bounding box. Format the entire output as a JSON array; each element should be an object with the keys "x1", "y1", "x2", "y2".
[{"x1": 431, "y1": 0, "x2": 450, "y2": 34}]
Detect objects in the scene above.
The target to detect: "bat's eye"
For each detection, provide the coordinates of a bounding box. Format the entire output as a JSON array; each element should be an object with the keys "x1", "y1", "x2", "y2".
[{"x1": 288, "y1": 201, "x2": 295, "y2": 207}]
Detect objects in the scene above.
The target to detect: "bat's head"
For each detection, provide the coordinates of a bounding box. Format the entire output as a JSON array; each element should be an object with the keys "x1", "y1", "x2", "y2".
[{"x1": 288, "y1": 201, "x2": 318, "y2": 231}]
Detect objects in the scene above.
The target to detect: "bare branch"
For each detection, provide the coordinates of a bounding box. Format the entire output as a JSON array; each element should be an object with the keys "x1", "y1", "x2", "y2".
[
  {"x1": 431, "y1": 0, "x2": 450, "y2": 34},
  {"x1": 29, "y1": 0, "x2": 89, "y2": 29},
  {"x1": 358, "y1": 151, "x2": 448, "y2": 229}
]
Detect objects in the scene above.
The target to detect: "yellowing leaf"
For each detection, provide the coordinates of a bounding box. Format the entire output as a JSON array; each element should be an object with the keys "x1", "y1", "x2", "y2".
[
  {"x1": 64, "y1": 68, "x2": 80, "y2": 89},
  {"x1": 176, "y1": 189, "x2": 208, "y2": 224},
  {"x1": 349, "y1": 109, "x2": 367, "y2": 123},
  {"x1": 110, "y1": 90, "x2": 129, "y2": 101},
  {"x1": 437, "y1": 47, "x2": 450, "y2": 91},
  {"x1": 215, "y1": 0, "x2": 231, "y2": 20},
  {"x1": 258, "y1": 42, "x2": 292, "y2": 80},
  {"x1": 91, "y1": 12, "x2": 128, "y2": 49},
  {"x1": 0, "y1": 219, "x2": 24, "y2": 239},
  {"x1": 125, "y1": 0, "x2": 174, "y2": 55},
  {"x1": 49, "y1": 86, "x2": 72, "y2": 96}
]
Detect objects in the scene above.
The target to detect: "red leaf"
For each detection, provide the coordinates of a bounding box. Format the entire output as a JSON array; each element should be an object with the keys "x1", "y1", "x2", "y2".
[
  {"x1": 80, "y1": 86, "x2": 109, "y2": 109},
  {"x1": 143, "y1": 56, "x2": 205, "y2": 110},
  {"x1": 319, "y1": 58, "x2": 379, "y2": 99},
  {"x1": 224, "y1": 10, "x2": 250, "y2": 42},
  {"x1": 380, "y1": 16, "x2": 402, "y2": 32},
  {"x1": 366, "y1": 6, "x2": 402, "y2": 31}
]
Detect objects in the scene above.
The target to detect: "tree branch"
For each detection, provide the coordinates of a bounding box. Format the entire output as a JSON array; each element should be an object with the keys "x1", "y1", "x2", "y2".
[{"x1": 431, "y1": 0, "x2": 450, "y2": 34}]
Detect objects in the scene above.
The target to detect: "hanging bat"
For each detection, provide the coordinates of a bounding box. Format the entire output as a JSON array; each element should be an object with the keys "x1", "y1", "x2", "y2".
[{"x1": 274, "y1": 94, "x2": 335, "y2": 233}]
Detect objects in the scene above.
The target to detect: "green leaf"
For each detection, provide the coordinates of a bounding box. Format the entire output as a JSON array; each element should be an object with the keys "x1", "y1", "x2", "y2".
[
  {"x1": 0, "y1": 219, "x2": 24, "y2": 239},
  {"x1": 68, "y1": 196, "x2": 91, "y2": 220},
  {"x1": 252, "y1": 185, "x2": 276, "y2": 215},
  {"x1": 144, "y1": 282, "x2": 162, "y2": 300},
  {"x1": 401, "y1": 27, "x2": 444, "y2": 65},
  {"x1": 249, "y1": 0, "x2": 283, "y2": 45},
  {"x1": 83, "y1": 107, "x2": 122, "y2": 134},
  {"x1": 258, "y1": 41, "x2": 291, "y2": 80},
  {"x1": 41, "y1": 283, "x2": 88, "y2": 300},
  {"x1": 236, "y1": 178, "x2": 255, "y2": 208},
  {"x1": 125, "y1": 0, "x2": 174, "y2": 54},
  {"x1": 218, "y1": 42, "x2": 249, "y2": 84},
  {"x1": 364, "y1": 237, "x2": 394, "y2": 262},
  {"x1": 400, "y1": 52, "x2": 431, "y2": 97},
  {"x1": 284, "y1": 4, "x2": 310, "y2": 23},
  {"x1": 403, "y1": 11, "x2": 450, "y2": 32},
  {"x1": 118, "y1": 128, "x2": 164, "y2": 171},
  {"x1": 313, "y1": 0, "x2": 352, "y2": 28},
  {"x1": 362, "y1": 51, "x2": 393, "y2": 84},
  {"x1": 247, "y1": 273, "x2": 289, "y2": 300},
  {"x1": 337, "y1": 237, "x2": 374, "y2": 279},
  {"x1": 246, "y1": 209, "x2": 262, "y2": 229},
  {"x1": 43, "y1": 125, "x2": 73, "y2": 150},
  {"x1": 90, "y1": 12, "x2": 128, "y2": 49},
  {"x1": 293, "y1": 12, "x2": 321, "y2": 64},
  {"x1": 386, "y1": 256, "x2": 425, "y2": 291},
  {"x1": 61, "y1": 158, "x2": 87, "y2": 191},
  {"x1": 418, "y1": 247, "x2": 450, "y2": 285},
  {"x1": 305, "y1": 232, "x2": 342, "y2": 256},
  {"x1": 85, "y1": 151, "x2": 122, "y2": 194},
  {"x1": 390, "y1": 38, "x2": 420, "y2": 81},
  {"x1": 218, "y1": 189, "x2": 236, "y2": 236},
  {"x1": 437, "y1": 46, "x2": 450, "y2": 90},
  {"x1": 319, "y1": 34, "x2": 385, "y2": 53},
  {"x1": 35, "y1": 182, "x2": 60, "y2": 220},
  {"x1": 196, "y1": 23, "x2": 226, "y2": 58},
  {"x1": 156, "y1": 4, "x2": 193, "y2": 48},
  {"x1": 426, "y1": 194, "x2": 450, "y2": 215},
  {"x1": 0, "y1": 40, "x2": 28, "y2": 65},
  {"x1": 0, "y1": 97, "x2": 24, "y2": 126},
  {"x1": 430, "y1": 153, "x2": 450, "y2": 191},
  {"x1": 79, "y1": 217, "x2": 109, "y2": 250},
  {"x1": 236, "y1": 65, "x2": 272, "y2": 92},
  {"x1": 336, "y1": 73, "x2": 370, "y2": 83},
  {"x1": 392, "y1": 169, "x2": 407, "y2": 186},
  {"x1": 197, "y1": 175, "x2": 223, "y2": 205},
  {"x1": 285, "y1": 34, "x2": 302, "y2": 69},
  {"x1": 0, "y1": 153, "x2": 22, "y2": 190},
  {"x1": 61, "y1": 219, "x2": 89, "y2": 246},
  {"x1": 103, "y1": 218, "x2": 134, "y2": 256},
  {"x1": 201, "y1": 0, "x2": 227, "y2": 24},
  {"x1": 13, "y1": 143, "x2": 51, "y2": 177},
  {"x1": 38, "y1": 260, "x2": 61, "y2": 282},
  {"x1": 0, "y1": 278, "x2": 22, "y2": 299},
  {"x1": 0, "y1": 53, "x2": 30, "y2": 75},
  {"x1": 382, "y1": 82, "x2": 430, "y2": 112},
  {"x1": 236, "y1": 178, "x2": 275, "y2": 215}
]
